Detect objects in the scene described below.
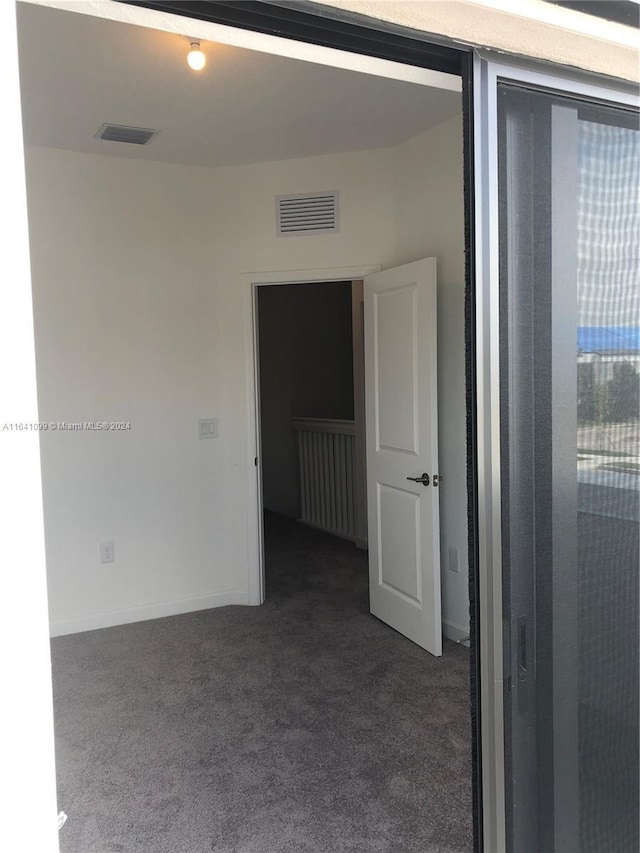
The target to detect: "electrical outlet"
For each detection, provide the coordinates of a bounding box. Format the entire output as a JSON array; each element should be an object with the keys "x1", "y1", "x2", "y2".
[
  {"x1": 100, "y1": 541, "x2": 115, "y2": 564},
  {"x1": 448, "y1": 546, "x2": 459, "y2": 574}
]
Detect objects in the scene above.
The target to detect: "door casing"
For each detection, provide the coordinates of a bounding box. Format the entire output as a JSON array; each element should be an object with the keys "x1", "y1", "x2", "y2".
[{"x1": 245, "y1": 265, "x2": 380, "y2": 606}]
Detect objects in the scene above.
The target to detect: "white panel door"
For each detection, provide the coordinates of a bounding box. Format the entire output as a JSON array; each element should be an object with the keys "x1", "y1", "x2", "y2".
[{"x1": 364, "y1": 258, "x2": 441, "y2": 656}]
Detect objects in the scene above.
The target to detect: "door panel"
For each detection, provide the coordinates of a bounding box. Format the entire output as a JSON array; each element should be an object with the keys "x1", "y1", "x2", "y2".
[
  {"x1": 375, "y1": 285, "x2": 418, "y2": 453},
  {"x1": 364, "y1": 259, "x2": 441, "y2": 656},
  {"x1": 378, "y1": 483, "x2": 421, "y2": 603}
]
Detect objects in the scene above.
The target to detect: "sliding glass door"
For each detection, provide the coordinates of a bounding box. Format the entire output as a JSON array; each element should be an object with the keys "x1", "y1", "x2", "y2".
[{"x1": 474, "y1": 58, "x2": 639, "y2": 853}]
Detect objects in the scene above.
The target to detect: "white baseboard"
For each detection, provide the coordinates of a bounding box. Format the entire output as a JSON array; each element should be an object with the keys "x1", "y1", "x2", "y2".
[
  {"x1": 443, "y1": 619, "x2": 470, "y2": 644},
  {"x1": 49, "y1": 589, "x2": 249, "y2": 637}
]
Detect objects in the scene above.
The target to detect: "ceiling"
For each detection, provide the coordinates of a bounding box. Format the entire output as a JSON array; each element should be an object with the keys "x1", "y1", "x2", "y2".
[{"x1": 16, "y1": 2, "x2": 462, "y2": 170}]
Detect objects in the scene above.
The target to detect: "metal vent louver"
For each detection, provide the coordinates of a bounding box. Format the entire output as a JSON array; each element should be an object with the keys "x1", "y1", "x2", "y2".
[
  {"x1": 95, "y1": 123, "x2": 158, "y2": 145},
  {"x1": 277, "y1": 192, "x2": 339, "y2": 235}
]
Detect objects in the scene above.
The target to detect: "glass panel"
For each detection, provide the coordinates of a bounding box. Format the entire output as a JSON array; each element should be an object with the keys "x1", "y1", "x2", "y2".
[{"x1": 498, "y1": 84, "x2": 639, "y2": 853}]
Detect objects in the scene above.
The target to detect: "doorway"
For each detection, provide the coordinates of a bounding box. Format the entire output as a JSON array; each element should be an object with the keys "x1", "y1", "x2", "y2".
[
  {"x1": 256, "y1": 279, "x2": 360, "y2": 549},
  {"x1": 250, "y1": 271, "x2": 371, "y2": 609},
  {"x1": 251, "y1": 258, "x2": 449, "y2": 658},
  {"x1": 256, "y1": 278, "x2": 364, "y2": 587}
]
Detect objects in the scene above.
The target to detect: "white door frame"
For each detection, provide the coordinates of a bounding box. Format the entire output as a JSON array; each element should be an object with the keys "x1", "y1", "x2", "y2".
[
  {"x1": 1, "y1": 4, "x2": 60, "y2": 851},
  {"x1": 244, "y1": 265, "x2": 380, "y2": 605}
]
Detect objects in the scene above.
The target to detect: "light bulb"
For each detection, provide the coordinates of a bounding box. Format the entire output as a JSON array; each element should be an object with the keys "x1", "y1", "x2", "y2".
[{"x1": 187, "y1": 42, "x2": 206, "y2": 71}]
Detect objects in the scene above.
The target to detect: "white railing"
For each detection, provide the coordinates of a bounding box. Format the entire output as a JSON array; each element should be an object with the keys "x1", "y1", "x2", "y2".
[{"x1": 293, "y1": 417, "x2": 356, "y2": 541}]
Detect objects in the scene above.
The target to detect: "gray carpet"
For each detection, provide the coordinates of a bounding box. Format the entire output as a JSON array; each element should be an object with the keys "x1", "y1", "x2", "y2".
[{"x1": 51, "y1": 513, "x2": 472, "y2": 853}]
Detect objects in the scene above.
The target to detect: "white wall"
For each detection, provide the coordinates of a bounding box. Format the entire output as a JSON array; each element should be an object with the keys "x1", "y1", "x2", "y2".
[
  {"x1": 391, "y1": 115, "x2": 470, "y2": 641},
  {"x1": 25, "y1": 143, "x2": 396, "y2": 635},
  {"x1": 25, "y1": 114, "x2": 468, "y2": 641}
]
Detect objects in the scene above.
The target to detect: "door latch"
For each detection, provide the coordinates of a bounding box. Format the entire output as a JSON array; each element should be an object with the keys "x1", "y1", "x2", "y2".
[
  {"x1": 432, "y1": 474, "x2": 442, "y2": 487},
  {"x1": 406, "y1": 473, "x2": 430, "y2": 486}
]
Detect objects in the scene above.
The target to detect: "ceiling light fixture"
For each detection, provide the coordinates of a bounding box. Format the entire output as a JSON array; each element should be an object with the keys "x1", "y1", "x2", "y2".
[{"x1": 187, "y1": 41, "x2": 206, "y2": 71}]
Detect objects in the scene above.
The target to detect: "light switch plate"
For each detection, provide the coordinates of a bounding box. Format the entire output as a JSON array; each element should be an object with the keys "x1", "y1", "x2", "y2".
[{"x1": 199, "y1": 418, "x2": 218, "y2": 439}]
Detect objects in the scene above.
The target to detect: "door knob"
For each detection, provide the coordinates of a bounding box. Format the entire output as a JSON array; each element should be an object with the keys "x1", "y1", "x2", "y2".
[{"x1": 407, "y1": 473, "x2": 430, "y2": 486}]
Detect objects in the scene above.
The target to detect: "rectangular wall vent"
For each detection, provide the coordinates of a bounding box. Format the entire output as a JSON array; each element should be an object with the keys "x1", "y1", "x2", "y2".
[
  {"x1": 95, "y1": 123, "x2": 158, "y2": 145},
  {"x1": 277, "y1": 192, "x2": 339, "y2": 236}
]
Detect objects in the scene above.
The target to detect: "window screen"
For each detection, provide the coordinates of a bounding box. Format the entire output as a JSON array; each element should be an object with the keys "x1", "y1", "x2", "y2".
[{"x1": 498, "y1": 84, "x2": 639, "y2": 853}]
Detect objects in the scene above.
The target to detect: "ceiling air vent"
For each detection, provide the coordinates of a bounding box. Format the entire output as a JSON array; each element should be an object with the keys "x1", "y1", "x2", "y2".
[
  {"x1": 95, "y1": 123, "x2": 158, "y2": 145},
  {"x1": 277, "y1": 192, "x2": 339, "y2": 236}
]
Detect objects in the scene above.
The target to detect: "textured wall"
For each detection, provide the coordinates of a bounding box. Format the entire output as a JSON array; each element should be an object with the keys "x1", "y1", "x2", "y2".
[{"x1": 314, "y1": 0, "x2": 639, "y2": 82}]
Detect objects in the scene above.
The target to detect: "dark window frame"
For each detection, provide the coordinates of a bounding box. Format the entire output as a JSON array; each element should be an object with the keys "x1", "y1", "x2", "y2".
[{"x1": 544, "y1": 1, "x2": 640, "y2": 30}]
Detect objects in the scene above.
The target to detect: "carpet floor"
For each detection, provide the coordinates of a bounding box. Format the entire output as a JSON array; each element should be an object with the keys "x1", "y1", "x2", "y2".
[{"x1": 51, "y1": 513, "x2": 472, "y2": 853}]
